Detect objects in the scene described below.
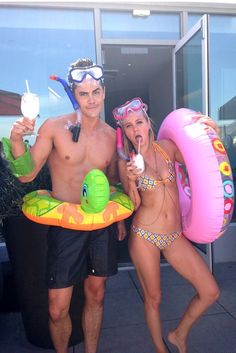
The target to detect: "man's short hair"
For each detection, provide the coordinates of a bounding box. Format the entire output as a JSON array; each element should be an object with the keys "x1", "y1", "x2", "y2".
[
  {"x1": 69, "y1": 58, "x2": 94, "y2": 70},
  {"x1": 68, "y1": 58, "x2": 104, "y2": 91}
]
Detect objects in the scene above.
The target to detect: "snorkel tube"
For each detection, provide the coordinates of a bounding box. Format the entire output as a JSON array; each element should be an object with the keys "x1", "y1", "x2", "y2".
[
  {"x1": 116, "y1": 124, "x2": 130, "y2": 161},
  {"x1": 50, "y1": 75, "x2": 81, "y2": 142}
]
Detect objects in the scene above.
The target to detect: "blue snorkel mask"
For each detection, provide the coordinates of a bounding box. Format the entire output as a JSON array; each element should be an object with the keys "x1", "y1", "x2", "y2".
[
  {"x1": 68, "y1": 65, "x2": 104, "y2": 85},
  {"x1": 50, "y1": 64, "x2": 104, "y2": 142}
]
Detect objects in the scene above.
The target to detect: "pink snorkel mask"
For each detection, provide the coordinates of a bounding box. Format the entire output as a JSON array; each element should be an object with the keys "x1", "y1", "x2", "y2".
[
  {"x1": 112, "y1": 97, "x2": 147, "y2": 121},
  {"x1": 113, "y1": 97, "x2": 147, "y2": 161}
]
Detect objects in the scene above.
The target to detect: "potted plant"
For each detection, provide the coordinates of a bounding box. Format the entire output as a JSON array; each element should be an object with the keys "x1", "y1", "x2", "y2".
[{"x1": 0, "y1": 142, "x2": 84, "y2": 348}]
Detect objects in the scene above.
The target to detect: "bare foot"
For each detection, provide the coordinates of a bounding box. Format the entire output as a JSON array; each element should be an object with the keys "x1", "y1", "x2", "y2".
[{"x1": 168, "y1": 330, "x2": 187, "y2": 353}]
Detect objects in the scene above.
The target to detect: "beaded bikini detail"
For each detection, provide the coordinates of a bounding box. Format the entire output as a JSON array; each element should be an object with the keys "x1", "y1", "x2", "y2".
[
  {"x1": 137, "y1": 142, "x2": 176, "y2": 191},
  {"x1": 132, "y1": 225, "x2": 181, "y2": 250}
]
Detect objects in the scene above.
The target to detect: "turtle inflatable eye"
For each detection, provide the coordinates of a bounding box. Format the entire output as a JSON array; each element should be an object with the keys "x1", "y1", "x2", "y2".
[{"x1": 82, "y1": 184, "x2": 88, "y2": 201}]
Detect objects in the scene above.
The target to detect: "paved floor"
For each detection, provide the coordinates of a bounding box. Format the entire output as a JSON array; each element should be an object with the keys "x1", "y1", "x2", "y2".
[{"x1": 1, "y1": 260, "x2": 236, "y2": 353}]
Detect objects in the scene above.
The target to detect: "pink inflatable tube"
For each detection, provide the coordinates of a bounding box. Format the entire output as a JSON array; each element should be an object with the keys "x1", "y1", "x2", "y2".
[{"x1": 158, "y1": 108, "x2": 234, "y2": 244}]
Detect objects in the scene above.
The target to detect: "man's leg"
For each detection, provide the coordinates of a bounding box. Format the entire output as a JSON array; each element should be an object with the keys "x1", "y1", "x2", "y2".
[
  {"x1": 48, "y1": 286, "x2": 73, "y2": 353},
  {"x1": 82, "y1": 275, "x2": 107, "y2": 353}
]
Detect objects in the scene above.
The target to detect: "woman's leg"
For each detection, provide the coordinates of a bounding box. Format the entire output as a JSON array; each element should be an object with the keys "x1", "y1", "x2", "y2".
[
  {"x1": 163, "y1": 235, "x2": 220, "y2": 353},
  {"x1": 129, "y1": 232, "x2": 168, "y2": 353}
]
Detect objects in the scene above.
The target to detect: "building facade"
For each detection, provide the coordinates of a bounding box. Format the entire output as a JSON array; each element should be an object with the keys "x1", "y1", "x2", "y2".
[{"x1": 1, "y1": 0, "x2": 236, "y2": 267}]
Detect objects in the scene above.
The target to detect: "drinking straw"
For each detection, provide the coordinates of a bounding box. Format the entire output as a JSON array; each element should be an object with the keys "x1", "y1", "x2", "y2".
[
  {"x1": 138, "y1": 137, "x2": 141, "y2": 154},
  {"x1": 25, "y1": 80, "x2": 30, "y2": 93}
]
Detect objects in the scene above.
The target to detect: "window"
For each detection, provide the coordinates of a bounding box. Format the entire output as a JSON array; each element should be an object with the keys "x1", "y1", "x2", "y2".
[
  {"x1": 187, "y1": 13, "x2": 203, "y2": 30},
  {"x1": 209, "y1": 15, "x2": 236, "y2": 219},
  {"x1": 101, "y1": 10, "x2": 180, "y2": 40},
  {"x1": 0, "y1": 7, "x2": 96, "y2": 140}
]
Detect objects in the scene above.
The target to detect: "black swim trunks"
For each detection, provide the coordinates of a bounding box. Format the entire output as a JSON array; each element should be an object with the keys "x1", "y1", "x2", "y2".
[{"x1": 46, "y1": 224, "x2": 118, "y2": 289}]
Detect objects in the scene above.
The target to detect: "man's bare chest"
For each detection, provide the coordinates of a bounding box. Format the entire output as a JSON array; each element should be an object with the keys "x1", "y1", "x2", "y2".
[{"x1": 51, "y1": 135, "x2": 114, "y2": 169}]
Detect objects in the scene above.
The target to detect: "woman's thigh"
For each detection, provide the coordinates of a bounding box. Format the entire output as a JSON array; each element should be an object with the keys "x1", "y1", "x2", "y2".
[
  {"x1": 129, "y1": 232, "x2": 162, "y2": 296},
  {"x1": 163, "y1": 235, "x2": 218, "y2": 294}
]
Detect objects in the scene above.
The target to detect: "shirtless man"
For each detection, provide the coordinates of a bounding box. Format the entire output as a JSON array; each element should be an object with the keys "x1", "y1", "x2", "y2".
[{"x1": 8, "y1": 58, "x2": 126, "y2": 353}]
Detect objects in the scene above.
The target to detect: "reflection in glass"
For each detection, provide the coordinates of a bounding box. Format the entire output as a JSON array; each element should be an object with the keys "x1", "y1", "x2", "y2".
[
  {"x1": 209, "y1": 15, "x2": 236, "y2": 219},
  {"x1": 188, "y1": 13, "x2": 202, "y2": 31},
  {"x1": 175, "y1": 29, "x2": 202, "y2": 112},
  {"x1": 209, "y1": 15, "x2": 236, "y2": 123}
]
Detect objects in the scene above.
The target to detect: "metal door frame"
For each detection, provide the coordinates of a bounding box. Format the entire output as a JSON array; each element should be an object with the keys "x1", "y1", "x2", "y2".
[{"x1": 173, "y1": 15, "x2": 213, "y2": 271}]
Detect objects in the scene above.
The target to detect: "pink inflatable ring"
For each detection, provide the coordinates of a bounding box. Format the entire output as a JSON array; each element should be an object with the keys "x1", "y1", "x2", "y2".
[{"x1": 158, "y1": 108, "x2": 234, "y2": 244}]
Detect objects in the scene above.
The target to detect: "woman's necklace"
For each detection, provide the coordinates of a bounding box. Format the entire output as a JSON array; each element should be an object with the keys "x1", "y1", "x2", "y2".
[
  {"x1": 137, "y1": 145, "x2": 166, "y2": 226},
  {"x1": 143, "y1": 145, "x2": 159, "y2": 177}
]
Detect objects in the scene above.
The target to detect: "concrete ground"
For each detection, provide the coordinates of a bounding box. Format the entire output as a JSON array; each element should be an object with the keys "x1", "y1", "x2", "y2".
[{"x1": 1, "y1": 259, "x2": 236, "y2": 353}]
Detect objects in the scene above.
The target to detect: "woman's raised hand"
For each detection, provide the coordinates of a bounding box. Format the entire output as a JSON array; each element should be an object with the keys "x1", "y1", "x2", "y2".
[
  {"x1": 192, "y1": 113, "x2": 220, "y2": 135},
  {"x1": 127, "y1": 159, "x2": 142, "y2": 181}
]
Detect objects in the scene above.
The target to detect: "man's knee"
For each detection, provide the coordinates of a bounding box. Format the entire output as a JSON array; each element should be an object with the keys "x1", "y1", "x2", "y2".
[
  {"x1": 49, "y1": 300, "x2": 70, "y2": 323},
  {"x1": 48, "y1": 288, "x2": 72, "y2": 322},
  {"x1": 84, "y1": 277, "x2": 106, "y2": 305}
]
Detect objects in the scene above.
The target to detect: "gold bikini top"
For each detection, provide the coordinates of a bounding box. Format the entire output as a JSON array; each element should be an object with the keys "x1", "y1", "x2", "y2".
[{"x1": 137, "y1": 143, "x2": 176, "y2": 191}]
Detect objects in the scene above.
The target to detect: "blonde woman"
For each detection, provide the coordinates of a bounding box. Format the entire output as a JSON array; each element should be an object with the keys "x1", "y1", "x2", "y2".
[{"x1": 115, "y1": 97, "x2": 220, "y2": 353}]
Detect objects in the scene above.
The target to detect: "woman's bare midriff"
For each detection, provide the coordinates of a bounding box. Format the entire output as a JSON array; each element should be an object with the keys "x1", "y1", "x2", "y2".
[{"x1": 133, "y1": 183, "x2": 182, "y2": 233}]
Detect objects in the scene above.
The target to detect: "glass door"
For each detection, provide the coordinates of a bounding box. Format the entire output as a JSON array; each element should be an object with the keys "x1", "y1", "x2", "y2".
[
  {"x1": 173, "y1": 15, "x2": 213, "y2": 270},
  {"x1": 173, "y1": 14, "x2": 209, "y2": 114}
]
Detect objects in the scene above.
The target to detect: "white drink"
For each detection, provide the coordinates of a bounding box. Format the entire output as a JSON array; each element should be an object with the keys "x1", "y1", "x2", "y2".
[
  {"x1": 21, "y1": 93, "x2": 40, "y2": 120},
  {"x1": 133, "y1": 153, "x2": 145, "y2": 173}
]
